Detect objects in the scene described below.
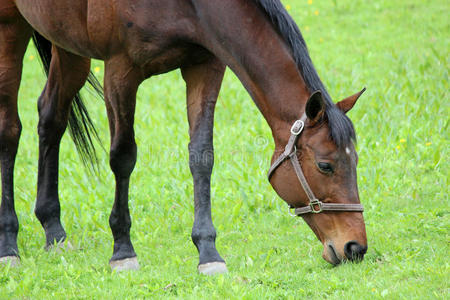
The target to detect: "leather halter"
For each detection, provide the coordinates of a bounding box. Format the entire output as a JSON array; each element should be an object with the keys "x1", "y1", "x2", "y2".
[{"x1": 267, "y1": 114, "x2": 364, "y2": 216}]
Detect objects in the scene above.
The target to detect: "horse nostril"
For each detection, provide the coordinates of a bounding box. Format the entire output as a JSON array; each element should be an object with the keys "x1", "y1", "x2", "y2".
[{"x1": 344, "y1": 241, "x2": 367, "y2": 261}]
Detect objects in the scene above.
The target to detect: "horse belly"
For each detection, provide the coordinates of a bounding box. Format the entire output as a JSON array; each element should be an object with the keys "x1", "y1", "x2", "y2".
[{"x1": 14, "y1": 0, "x2": 111, "y2": 58}]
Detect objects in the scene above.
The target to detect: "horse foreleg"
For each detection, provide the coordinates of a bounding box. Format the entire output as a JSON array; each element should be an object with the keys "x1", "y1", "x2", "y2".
[
  {"x1": 181, "y1": 56, "x2": 226, "y2": 275},
  {"x1": 104, "y1": 56, "x2": 143, "y2": 271},
  {"x1": 0, "y1": 7, "x2": 32, "y2": 265},
  {"x1": 35, "y1": 46, "x2": 90, "y2": 249}
]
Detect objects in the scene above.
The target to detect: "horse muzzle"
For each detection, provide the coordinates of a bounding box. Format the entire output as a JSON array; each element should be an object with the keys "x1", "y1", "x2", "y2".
[{"x1": 323, "y1": 240, "x2": 367, "y2": 265}]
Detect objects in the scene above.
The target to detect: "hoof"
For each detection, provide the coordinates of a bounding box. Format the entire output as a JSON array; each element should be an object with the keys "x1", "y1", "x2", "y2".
[
  {"x1": 0, "y1": 256, "x2": 20, "y2": 267},
  {"x1": 110, "y1": 257, "x2": 140, "y2": 272},
  {"x1": 46, "y1": 241, "x2": 74, "y2": 253},
  {"x1": 198, "y1": 262, "x2": 228, "y2": 275}
]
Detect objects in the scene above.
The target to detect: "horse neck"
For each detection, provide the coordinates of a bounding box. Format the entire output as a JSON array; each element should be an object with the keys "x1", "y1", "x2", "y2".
[{"x1": 194, "y1": 0, "x2": 311, "y2": 147}]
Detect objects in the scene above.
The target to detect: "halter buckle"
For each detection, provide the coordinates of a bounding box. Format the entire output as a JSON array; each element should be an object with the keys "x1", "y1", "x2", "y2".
[
  {"x1": 290, "y1": 120, "x2": 305, "y2": 135},
  {"x1": 309, "y1": 199, "x2": 323, "y2": 213}
]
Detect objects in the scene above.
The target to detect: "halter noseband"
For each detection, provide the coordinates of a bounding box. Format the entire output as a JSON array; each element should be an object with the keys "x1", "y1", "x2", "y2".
[{"x1": 267, "y1": 114, "x2": 364, "y2": 216}]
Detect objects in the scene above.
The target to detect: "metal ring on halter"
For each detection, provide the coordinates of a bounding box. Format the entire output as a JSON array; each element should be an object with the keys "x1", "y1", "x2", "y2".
[
  {"x1": 288, "y1": 206, "x2": 297, "y2": 217},
  {"x1": 284, "y1": 144, "x2": 297, "y2": 157}
]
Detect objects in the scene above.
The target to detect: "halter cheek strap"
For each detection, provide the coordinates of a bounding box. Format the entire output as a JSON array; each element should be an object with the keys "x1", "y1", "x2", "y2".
[{"x1": 267, "y1": 114, "x2": 364, "y2": 216}]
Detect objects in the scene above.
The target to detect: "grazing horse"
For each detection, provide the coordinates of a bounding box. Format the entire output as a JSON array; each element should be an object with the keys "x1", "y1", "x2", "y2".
[{"x1": 0, "y1": 0, "x2": 367, "y2": 273}]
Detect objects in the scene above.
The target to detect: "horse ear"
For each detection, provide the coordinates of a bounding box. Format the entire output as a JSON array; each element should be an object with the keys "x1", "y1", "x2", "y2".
[
  {"x1": 336, "y1": 87, "x2": 366, "y2": 113},
  {"x1": 305, "y1": 90, "x2": 325, "y2": 122}
]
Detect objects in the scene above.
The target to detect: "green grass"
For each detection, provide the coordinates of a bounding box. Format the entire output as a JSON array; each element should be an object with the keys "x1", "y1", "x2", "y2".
[{"x1": 1, "y1": 0, "x2": 448, "y2": 298}]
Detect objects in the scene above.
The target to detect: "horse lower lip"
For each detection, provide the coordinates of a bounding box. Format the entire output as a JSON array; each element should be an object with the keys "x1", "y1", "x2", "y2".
[{"x1": 328, "y1": 245, "x2": 341, "y2": 265}]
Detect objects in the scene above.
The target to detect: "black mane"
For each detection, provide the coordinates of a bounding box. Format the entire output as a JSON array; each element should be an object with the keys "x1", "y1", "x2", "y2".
[{"x1": 254, "y1": 0, "x2": 356, "y2": 147}]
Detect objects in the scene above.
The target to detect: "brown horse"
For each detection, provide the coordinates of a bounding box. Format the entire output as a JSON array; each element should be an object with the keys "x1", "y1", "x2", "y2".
[{"x1": 0, "y1": 0, "x2": 367, "y2": 274}]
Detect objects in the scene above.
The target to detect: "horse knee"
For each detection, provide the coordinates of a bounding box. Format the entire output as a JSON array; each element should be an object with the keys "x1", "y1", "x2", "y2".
[
  {"x1": 0, "y1": 118, "x2": 21, "y2": 156},
  {"x1": 188, "y1": 143, "x2": 214, "y2": 178},
  {"x1": 109, "y1": 139, "x2": 137, "y2": 178}
]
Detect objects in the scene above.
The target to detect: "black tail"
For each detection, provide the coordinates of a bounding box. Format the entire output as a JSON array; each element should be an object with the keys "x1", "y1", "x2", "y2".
[{"x1": 32, "y1": 32, "x2": 103, "y2": 170}]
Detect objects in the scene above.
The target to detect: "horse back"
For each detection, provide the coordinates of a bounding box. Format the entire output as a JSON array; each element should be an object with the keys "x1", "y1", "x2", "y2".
[{"x1": 13, "y1": 0, "x2": 203, "y2": 70}]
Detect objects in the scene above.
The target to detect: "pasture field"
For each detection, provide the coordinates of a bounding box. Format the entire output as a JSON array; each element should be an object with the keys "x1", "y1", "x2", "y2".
[{"x1": 1, "y1": 0, "x2": 448, "y2": 299}]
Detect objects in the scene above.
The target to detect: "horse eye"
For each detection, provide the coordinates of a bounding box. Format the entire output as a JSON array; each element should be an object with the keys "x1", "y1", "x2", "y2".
[{"x1": 317, "y1": 162, "x2": 334, "y2": 174}]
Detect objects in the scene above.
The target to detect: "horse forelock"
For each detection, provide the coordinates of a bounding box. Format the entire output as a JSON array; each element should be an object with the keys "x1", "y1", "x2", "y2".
[
  {"x1": 324, "y1": 104, "x2": 356, "y2": 148},
  {"x1": 253, "y1": 0, "x2": 356, "y2": 148}
]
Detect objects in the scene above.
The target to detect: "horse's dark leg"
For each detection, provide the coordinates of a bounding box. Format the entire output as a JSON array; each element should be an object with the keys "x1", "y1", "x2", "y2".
[
  {"x1": 35, "y1": 46, "x2": 90, "y2": 249},
  {"x1": 181, "y1": 57, "x2": 227, "y2": 275},
  {"x1": 0, "y1": 8, "x2": 32, "y2": 265},
  {"x1": 104, "y1": 56, "x2": 142, "y2": 271}
]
